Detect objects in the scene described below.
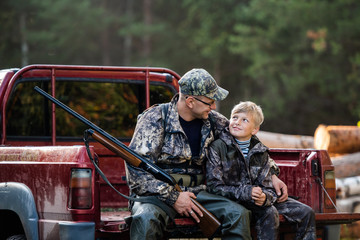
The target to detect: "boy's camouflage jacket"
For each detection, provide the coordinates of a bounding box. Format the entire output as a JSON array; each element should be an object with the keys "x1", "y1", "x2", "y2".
[
  {"x1": 126, "y1": 94, "x2": 228, "y2": 206},
  {"x1": 206, "y1": 129, "x2": 280, "y2": 207}
]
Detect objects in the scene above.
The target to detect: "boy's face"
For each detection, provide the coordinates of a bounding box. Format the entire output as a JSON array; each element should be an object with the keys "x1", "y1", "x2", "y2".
[{"x1": 229, "y1": 112, "x2": 259, "y2": 141}]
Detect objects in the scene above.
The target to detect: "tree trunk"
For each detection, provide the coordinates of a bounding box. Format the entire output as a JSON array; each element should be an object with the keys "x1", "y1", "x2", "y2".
[
  {"x1": 124, "y1": 0, "x2": 133, "y2": 65},
  {"x1": 314, "y1": 125, "x2": 360, "y2": 154},
  {"x1": 213, "y1": 62, "x2": 223, "y2": 112},
  {"x1": 256, "y1": 131, "x2": 314, "y2": 149},
  {"x1": 20, "y1": 13, "x2": 28, "y2": 67},
  {"x1": 331, "y1": 152, "x2": 360, "y2": 178},
  {"x1": 143, "y1": 0, "x2": 152, "y2": 63},
  {"x1": 101, "y1": 0, "x2": 111, "y2": 65}
]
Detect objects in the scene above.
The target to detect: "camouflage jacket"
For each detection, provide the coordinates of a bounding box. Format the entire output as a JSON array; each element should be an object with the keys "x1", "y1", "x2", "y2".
[
  {"x1": 206, "y1": 128, "x2": 279, "y2": 207},
  {"x1": 127, "y1": 94, "x2": 228, "y2": 206}
]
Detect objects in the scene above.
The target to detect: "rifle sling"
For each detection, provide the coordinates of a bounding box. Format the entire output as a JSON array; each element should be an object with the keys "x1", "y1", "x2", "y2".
[{"x1": 83, "y1": 130, "x2": 176, "y2": 220}]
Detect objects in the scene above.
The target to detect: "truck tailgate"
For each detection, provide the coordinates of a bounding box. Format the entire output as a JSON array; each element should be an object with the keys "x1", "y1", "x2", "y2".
[{"x1": 315, "y1": 212, "x2": 360, "y2": 225}]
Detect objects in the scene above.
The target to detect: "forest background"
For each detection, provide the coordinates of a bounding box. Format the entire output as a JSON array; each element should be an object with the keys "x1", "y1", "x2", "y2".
[{"x1": 1, "y1": 0, "x2": 359, "y2": 136}]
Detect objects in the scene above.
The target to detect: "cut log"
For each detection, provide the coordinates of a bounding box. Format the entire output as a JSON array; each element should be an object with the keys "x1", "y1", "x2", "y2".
[
  {"x1": 336, "y1": 196, "x2": 360, "y2": 212},
  {"x1": 257, "y1": 131, "x2": 314, "y2": 149},
  {"x1": 336, "y1": 176, "x2": 360, "y2": 199},
  {"x1": 332, "y1": 152, "x2": 360, "y2": 178},
  {"x1": 314, "y1": 125, "x2": 360, "y2": 154}
]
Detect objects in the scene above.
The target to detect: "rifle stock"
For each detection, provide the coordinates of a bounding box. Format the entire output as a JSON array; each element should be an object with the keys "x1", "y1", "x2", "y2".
[{"x1": 34, "y1": 86, "x2": 221, "y2": 238}]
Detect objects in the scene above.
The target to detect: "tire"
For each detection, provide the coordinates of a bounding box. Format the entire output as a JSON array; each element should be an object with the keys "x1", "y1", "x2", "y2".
[{"x1": 6, "y1": 235, "x2": 26, "y2": 240}]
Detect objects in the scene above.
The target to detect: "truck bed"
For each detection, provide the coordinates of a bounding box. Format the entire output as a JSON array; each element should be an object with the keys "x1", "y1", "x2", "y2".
[{"x1": 99, "y1": 208, "x2": 360, "y2": 239}]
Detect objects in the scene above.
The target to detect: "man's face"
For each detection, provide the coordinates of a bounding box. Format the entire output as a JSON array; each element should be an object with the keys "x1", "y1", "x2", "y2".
[
  {"x1": 229, "y1": 112, "x2": 259, "y2": 141},
  {"x1": 189, "y1": 96, "x2": 216, "y2": 120}
]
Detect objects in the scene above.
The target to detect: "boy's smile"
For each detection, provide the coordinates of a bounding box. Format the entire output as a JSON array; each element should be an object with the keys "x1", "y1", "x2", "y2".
[{"x1": 229, "y1": 112, "x2": 259, "y2": 141}]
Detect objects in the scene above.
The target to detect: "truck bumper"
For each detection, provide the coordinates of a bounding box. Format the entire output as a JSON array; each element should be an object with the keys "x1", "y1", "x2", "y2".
[{"x1": 59, "y1": 221, "x2": 95, "y2": 240}]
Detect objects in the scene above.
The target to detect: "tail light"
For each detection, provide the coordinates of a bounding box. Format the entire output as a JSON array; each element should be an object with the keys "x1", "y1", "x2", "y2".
[
  {"x1": 324, "y1": 170, "x2": 336, "y2": 210},
  {"x1": 68, "y1": 168, "x2": 92, "y2": 209}
]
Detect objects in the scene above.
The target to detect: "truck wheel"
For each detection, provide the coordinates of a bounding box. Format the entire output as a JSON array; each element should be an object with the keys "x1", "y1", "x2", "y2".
[{"x1": 6, "y1": 235, "x2": 26, "y2": 240}]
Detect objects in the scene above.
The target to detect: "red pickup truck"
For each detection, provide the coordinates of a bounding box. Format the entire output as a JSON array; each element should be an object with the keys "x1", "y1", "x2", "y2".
[{"x1": 0, "y1": 64, "x2": 359, "y2": 240}]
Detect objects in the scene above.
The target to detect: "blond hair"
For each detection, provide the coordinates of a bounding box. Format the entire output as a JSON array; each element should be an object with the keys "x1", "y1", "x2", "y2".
[{"x1": 231, "y1": 101, "x2": 264, "y2": 127}]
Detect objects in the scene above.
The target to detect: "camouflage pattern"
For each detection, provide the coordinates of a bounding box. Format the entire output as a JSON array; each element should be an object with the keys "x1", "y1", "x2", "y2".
[
  {"x1": 206, "y1": 129, "x2": 277, "y2": 205},
  {"x1": 240, "y1": 197, "x2": 316, "y2": 240},
  {"x1": 273, "y1": 198, "x2": 316, "y2": 240},
  {"x1": 178, "y1": 68, "x2": 229, "y2": 101},
  {"x1": 126, "y1": 94, "x2": 229, "y2": 206},
  {"x1": 207, "y1": 129, "x2": 316, "y2": 240}
]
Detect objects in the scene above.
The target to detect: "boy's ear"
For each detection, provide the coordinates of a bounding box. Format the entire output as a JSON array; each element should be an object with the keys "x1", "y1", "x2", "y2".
[{"x1": 252, "y1": 126, "x2": 260, "y2": 135}]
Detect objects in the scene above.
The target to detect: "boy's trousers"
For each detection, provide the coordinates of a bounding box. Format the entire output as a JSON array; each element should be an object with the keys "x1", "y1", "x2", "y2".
[{"x1": 245, "y1": 197, "x2": 316, "y2": 240}]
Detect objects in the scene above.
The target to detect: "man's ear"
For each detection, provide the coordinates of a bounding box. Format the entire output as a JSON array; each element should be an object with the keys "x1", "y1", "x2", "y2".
[{"x1": 185, "y1": 96, "x2": 194, "y2": 109}]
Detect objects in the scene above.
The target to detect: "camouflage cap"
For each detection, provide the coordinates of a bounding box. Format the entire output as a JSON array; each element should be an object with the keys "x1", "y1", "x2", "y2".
[{"x1": 178, "y1": 68, "x2": 229, "y2": 101}]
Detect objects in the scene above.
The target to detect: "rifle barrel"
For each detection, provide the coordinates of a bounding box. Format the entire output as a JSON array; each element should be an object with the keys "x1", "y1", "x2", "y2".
[{"x1": 34, "y1": 86, "x2": 174, "y2": 185}]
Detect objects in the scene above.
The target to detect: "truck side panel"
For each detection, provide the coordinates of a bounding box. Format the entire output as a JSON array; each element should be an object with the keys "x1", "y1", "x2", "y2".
[{"x1": 0, "y1": 146, "x2": 99, "y2": 239}]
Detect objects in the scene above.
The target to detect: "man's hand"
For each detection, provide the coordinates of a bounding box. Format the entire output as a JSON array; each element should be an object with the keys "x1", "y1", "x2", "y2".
[
  {"x1": 272, "y1": 175, "x2": 288, "y2": 202},
  {"x1": 173, "y1": 192, "x2": 203, "y2": 223},
  {"x1": 252, "y1": 186, "x2": 266, "y2": 206}
]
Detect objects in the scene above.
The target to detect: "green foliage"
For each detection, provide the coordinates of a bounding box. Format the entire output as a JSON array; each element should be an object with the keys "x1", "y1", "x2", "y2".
[
  {"x1": 1, "y1": 0, "x2": 359, "y2": 135},
  {"x1": 228, "y1": 0, "x2": 360, "y2": 134}
]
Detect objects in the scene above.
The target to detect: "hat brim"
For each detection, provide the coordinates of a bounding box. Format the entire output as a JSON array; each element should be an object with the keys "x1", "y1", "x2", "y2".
[{"x1": 205, "y1": 86, "x2": 229, "y2": 101}]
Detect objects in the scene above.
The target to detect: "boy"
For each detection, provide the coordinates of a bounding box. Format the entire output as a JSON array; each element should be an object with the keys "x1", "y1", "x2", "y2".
[{"x1": 206, "y1": 101, "x2": 316, "y2": 240}]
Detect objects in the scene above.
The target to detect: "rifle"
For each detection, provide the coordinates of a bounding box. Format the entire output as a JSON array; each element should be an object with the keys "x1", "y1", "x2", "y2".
[{"x1": 34, "y1": 86, "x2": 221, "y2": 238}]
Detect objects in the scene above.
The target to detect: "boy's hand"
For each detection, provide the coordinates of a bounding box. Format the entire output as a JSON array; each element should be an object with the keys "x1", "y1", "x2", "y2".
[{"x1": 252, "y1": 186, "x2": 266, "y2": 206}]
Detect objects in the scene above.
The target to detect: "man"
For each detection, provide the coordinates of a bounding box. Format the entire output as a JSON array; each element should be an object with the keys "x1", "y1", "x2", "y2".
[{"x1": 126, "y1": 68, "x2": 287, "y2": 240}]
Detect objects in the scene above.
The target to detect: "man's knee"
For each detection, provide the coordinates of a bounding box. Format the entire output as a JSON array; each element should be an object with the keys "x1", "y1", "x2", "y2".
[
  {"x1": 197, "y1": 192, "x2": 251, "y2": 235},
  {"x1": 132, "y1": 202, "x2": 168, "y2": 224},
  {"x1": 130, "y1": 203, "x2": 169, "y2": 239},
  {"x1": 199, "y1": 192, "x2": 251, "y2": 223},
  {"x1": 221, "y1": 200, "x2": 251, "y2": 229},
  {"x1": 227, "y1": 201, "x2": 251, "y2": 220}
]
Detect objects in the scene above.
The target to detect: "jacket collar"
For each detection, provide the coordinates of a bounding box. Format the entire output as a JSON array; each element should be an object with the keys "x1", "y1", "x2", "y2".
[{"x1": 220, "y1": 127, "x2": 268, "y2": 153}]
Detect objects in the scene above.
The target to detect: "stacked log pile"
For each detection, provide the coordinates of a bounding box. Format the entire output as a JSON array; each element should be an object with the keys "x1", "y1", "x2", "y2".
[
  {"x1": 314, "y1": 125, "x2": 360, "y2": 239},
  {"x1": 258, "y1": 125, "x2": 360, "y2": 238},
  {"x1": 313, "y1": 125, "x2": 360, "y2": 203},
  {"x1": 257, "y1": 131, "x2": 314, "y2": 149}
]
